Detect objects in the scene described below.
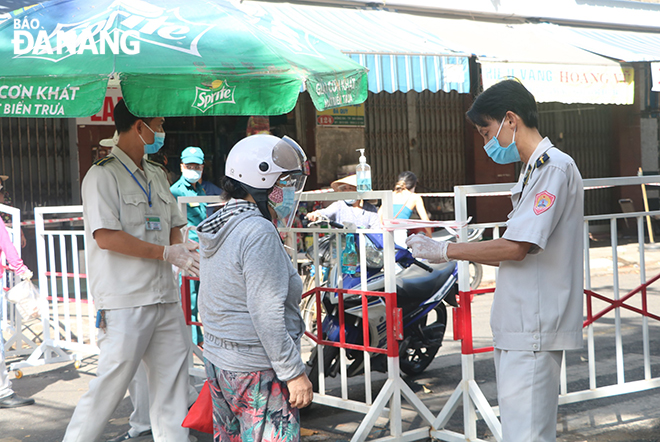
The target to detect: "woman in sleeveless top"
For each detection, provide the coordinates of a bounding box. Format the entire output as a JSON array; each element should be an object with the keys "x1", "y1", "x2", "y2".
[{"x1": 381, "y1": 171, "x2": 432, "y2": 245}]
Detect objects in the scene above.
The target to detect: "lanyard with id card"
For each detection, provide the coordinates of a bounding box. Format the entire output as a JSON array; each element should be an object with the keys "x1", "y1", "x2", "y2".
[{"x1": 145, "y1": 216, "x2": 162, "y2": 231}]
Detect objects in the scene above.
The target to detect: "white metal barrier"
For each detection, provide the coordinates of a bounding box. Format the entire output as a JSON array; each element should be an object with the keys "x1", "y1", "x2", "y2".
[
  {"x1": 0, "y1": 203, "x2": 34, "y2": 359},
  {"x1": 288, "y1": 190, "x2": 441, "y2": 442},
  {"x1": 176, "y1": 194, "x2": 223, "y2": 380},
  {"x1": 430, "y1": 174, "x2": 660, "y2": 442},
  {"x1": 11, "y1": 206, "x2": 96, "y2": 374}
]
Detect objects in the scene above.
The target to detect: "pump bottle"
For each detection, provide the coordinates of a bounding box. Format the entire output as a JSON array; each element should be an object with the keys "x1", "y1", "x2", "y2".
[{"x1": 356, "y1": 149, "x2": 372, "y2": 192}]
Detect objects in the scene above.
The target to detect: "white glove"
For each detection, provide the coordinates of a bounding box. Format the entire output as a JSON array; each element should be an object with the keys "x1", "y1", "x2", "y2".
[
  {"x1": 163, "y1": 242, "x2": 200, "y2": 277},
  {"x1": 18, "y1": 269, "x2": 33, "y2": 281},
  {"x1": 405, "y1": 234, "x2": 449, "y2": 263}
]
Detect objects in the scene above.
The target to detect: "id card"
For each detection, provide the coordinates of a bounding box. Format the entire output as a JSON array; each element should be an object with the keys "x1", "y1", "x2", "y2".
[{"x1": 145, "y1": 216, "x2": 162, "y2": 231}]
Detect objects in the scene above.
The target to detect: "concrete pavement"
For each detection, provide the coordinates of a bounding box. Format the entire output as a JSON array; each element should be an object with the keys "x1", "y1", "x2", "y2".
[{"x1": 3, "y1": 241, "x2": 660, "y2": 442}]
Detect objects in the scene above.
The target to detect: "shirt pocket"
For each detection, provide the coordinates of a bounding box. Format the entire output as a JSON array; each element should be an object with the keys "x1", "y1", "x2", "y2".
[
  {"x1": 120, "y1": 192, "x2": 148, "y2": 227},
  {"x1": 156, "y1": 191, "x2": 174, "y2": 232}
]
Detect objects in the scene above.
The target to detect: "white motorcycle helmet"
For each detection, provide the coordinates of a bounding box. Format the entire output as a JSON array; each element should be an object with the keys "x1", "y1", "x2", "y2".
[{"x1": 225, "y1": 134, "x2": 308, "y2": 227}]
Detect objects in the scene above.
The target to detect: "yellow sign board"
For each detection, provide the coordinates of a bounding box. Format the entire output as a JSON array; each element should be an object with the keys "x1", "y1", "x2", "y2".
[{"x1": 317, "y1": 103, "x2": 365, "y2": 127}]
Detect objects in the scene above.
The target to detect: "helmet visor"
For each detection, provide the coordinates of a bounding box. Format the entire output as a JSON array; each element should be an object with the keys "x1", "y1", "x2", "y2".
[
  {"x1": 269, "y1": 171, "x2": 307, "y2": 229},
  {"x1": 272, "y1": 136, "x2": 308, "y2": 173}
]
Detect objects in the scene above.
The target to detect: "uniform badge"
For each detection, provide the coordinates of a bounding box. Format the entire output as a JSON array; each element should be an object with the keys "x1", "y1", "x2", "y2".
[{"x1": 533, "y1": 191, "x2": 555, "y2": 215}]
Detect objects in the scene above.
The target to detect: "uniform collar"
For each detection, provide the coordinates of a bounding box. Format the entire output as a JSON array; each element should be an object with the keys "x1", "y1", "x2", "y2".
[
  {"x1": 111, "y1": 144, "x2": 143, "y2": 173},
  {"x1": 524, "y1": 137, "x2": 553, "y2": 171},
  {"x1": 112, "y1": 144, "x2": 150, "y2": 181}
]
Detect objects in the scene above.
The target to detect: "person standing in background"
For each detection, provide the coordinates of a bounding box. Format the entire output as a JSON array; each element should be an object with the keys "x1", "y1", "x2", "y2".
[
  {"x1": 0, "y1": 176, "x2": 26, "y2": 248},
  {"x1": 0, "y1": 216, "x2": 33, "y2": 408},
  {"x1": 379, "y1": 171, "x2": 432, "y2": 246},
  {"x1": 170, "y1": 146, "x2": 207, "y2": 346},
  {"x1": 305, "y1": 175, "x2": 380, "y2": 229},
  {"x1": 149, "y1": 151, "x2": 177, "y2": 186}
]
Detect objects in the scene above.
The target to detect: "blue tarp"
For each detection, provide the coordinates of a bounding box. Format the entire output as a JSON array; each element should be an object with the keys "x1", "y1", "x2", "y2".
[{"x1": 237, "y1": 1, "x2": 472, "y2": 94}]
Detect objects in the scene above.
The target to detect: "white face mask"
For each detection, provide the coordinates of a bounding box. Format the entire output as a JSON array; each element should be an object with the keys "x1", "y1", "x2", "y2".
[{"x1": 182, "y1": 169, "x2": 202, "y2": 183}]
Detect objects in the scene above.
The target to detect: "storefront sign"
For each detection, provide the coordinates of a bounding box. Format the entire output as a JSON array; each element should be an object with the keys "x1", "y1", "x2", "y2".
[
  {"x1": 316, "y1": 103, "x2": 365, "y2": 127},
  {"x1": 76, "y1": 87, "x2": 122, "y2": 125},
  {"x1": 652, "y1": 62, "x2": 660, "y2": 92},
  {"x1": 0, "y1": 77, "x2": 107, "y2": 117},
  {"x1": 481, "y1": 62, "x2": 634, "y2": 105}
]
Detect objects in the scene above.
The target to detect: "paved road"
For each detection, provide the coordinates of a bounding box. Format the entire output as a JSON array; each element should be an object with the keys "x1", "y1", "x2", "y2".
[{"x1": 2, "y1": 242, "x2": 660, "y2": 442}]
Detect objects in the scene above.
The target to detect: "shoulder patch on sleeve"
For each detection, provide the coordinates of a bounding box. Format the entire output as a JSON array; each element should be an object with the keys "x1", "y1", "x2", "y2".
[
  {"x1": 535, "y1": 152, "x2": 550, "y2": 168},
  {"x1": 533, "y1": 190, "x2": 556, "y2": 215},
  {"x1": 93, "y1": 156, "x2": 115, "y2": 166}
]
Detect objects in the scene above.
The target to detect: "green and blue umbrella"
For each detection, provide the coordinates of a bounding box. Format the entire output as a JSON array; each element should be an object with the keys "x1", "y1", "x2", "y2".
[{"x1": 0, "y1": 0, "x2": 368, "y2": 117}]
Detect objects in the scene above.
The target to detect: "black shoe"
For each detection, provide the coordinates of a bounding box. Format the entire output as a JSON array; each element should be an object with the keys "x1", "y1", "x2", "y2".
[
  {"x1": 0, "y1": 393, "x2": 35, "y2": 408},
  {"x1": 106, "y1": 429, "x2": 152, "y2": 442}
]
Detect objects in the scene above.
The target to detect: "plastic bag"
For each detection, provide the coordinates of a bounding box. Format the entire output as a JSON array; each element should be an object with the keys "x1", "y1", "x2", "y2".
[
  {"x1": 181, "y1": 380, "x2": 212, "y2": 434},
  {"x1": 6, "y1": 280, "x2": 41, "y2": 319}
]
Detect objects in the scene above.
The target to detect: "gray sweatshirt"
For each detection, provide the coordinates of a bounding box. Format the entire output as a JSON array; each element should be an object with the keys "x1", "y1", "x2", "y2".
[{"x1": 197, "y1": 202, "x2": 305, "y2": 381}]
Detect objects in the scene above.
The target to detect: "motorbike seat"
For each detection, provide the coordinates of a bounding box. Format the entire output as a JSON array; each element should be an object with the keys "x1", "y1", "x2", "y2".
[{"x1": 396, "y1": 262, "x2": 455, "y2": 302}]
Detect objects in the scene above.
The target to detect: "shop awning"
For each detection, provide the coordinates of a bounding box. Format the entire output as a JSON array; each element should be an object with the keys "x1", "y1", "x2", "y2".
[
  {"x1": 536, "y1": 24, "x2": 660, "y2": 63},
  {"x1": 401, "y1": 18, "x2": 634, "y2": 105},
  {"x1": 236, "y1": 2, "x2": 472, "y2": 94},
  {"x1": 237, "y1": 2, "x2": 634, "y2": 104}
]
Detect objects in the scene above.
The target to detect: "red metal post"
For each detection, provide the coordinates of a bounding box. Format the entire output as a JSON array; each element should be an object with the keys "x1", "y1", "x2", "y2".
[
  {"x1": 458, "y1": 291, "x2": 473, "y2": 355},
  {"x1": 181, "y1": 275, "x2": 192, "y2": 326},
  {"x1": 361, "y1": 293, "x2": 370, "y2": 349}
]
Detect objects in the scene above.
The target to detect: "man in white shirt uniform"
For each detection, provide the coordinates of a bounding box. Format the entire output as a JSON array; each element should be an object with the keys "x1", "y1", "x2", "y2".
[
  {"x1": 62, "y1": 100, "x2": 200, "y2": 442},
  {"x1": 407, "y1": 80, "x2": 584, "y2": 442}
]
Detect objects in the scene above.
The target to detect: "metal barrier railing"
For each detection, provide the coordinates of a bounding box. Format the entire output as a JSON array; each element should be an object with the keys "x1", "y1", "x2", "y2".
[
  {"x1": 284, "y1": 190, "x2": 440, "y2": 442},
  {"x1": 11, "y1": 206, "x2": 95, "y2": 374},
  {"x1": 180, "y1": 275, "x2": 206, "y2": 381}
]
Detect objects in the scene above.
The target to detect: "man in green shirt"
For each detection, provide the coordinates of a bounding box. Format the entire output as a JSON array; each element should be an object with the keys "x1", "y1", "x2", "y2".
[{"x1": 170, "y1": 146, "x2": 207, "y2": 345}]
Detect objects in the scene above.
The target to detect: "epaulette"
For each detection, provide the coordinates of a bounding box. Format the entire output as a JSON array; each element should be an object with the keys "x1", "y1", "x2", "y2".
[
  {"x1": 145, "y1": 159, "x2": 163, "y2": 168},
  {"x1": 93, "y1": 156, "x2": 115, "y2": 166},
  {"x1": 535, "y1": 152, "x2": 550, "y2": 168}
]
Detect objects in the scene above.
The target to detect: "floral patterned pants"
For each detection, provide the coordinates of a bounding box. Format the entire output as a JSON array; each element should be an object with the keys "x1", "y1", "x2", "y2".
[{"x1": 204, "y1": 359, "x2": 301, "y2": 442}]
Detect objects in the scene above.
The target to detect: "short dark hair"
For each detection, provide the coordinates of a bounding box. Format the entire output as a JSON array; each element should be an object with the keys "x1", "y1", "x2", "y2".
[
  {"x1": 114, "y1": 100, "x2": 152, "y2": 133},
  {"x1": 220, "y1": 176, "x2": 249, "y2": 200},
  {"x1": 466, "y1": 80, "x2": 539, "y2": 129}
]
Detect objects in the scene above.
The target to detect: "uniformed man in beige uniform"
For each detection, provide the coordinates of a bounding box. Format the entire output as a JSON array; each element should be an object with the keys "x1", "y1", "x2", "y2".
[
  {"x1": 63, "y1": 101, "x2": 200, "y2": 442},
  {"x1": 407, "y1": 80, "x2": 583, "y2": 442}
]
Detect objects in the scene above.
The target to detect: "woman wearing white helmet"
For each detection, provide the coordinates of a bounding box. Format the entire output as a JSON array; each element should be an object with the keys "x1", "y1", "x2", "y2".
[{"x1": 197, "y1": 135, "x2": 312, "y2": 442}]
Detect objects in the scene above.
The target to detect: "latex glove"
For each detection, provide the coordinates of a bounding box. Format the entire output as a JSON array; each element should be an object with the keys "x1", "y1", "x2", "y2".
[
  {"x1": 406, "y1": 234, "x2": 449, "y2": 263},
  {"x1": 286, "y1": 372, "x2": 313, "y2": 409},
  {"x1": 163, "y1": 242, "x2": 200, "y2": 277},
  {"x1": 18, "y1": 268, "x2": 33, "y2": 281}
]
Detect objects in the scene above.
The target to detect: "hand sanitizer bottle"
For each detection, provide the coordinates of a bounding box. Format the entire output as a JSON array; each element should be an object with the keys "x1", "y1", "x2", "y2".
[
  {"x1": 356, "y1": 149, "x2": 372, "y2": 192},
  {"x1": 341, "y1": 234, "x2": 358, "y2": 275}
]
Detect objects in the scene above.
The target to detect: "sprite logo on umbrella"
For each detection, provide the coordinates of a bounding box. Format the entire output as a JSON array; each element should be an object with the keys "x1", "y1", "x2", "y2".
[{"x1": 193, "y1": 80, "x2": 236, "y2": 113}]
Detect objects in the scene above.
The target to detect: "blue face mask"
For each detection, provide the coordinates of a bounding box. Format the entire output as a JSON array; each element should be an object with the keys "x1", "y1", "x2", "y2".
[
  {"x1": 268, "y1": 186, "x2": 296, "y2": 226},
  {"x1": 139, "y1": 123, "x2": 166, "y2": 155},
  {"x1": 483, "y1": 118, "x2": 520, "y2": 164}
]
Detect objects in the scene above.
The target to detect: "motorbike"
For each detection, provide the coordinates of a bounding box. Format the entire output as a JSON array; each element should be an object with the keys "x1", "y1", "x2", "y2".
[{"x1": 304, "y1": 222, "x2": 459, "y2": 388}]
